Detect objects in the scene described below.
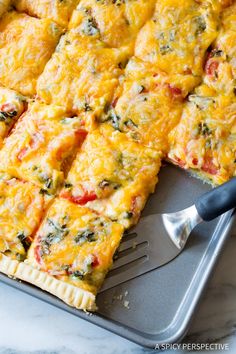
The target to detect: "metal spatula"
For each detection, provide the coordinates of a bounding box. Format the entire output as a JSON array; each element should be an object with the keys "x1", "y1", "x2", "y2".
[{"x1": 100, "y1": 177, "x2": 236, "y2": 292}]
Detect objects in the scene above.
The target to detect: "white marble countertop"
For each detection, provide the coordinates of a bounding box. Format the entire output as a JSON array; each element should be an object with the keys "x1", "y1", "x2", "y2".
[{"x1": 0, "y1": 222, "x2": 236, "y2": 354}]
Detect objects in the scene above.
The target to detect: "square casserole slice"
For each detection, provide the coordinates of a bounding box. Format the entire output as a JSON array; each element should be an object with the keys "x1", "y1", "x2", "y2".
[
  {"x1": 3, "y1": 198, "x2": 124, "y2": 310},
  {"x1": 0, "y1": 11, "x2": 62, "y2": 96},
  {"x1": 134, "y1": 0, "x2": 220, "y2": 93},
  {"x1": 37, "y1": 29, "x2": 132, "y2": 115},
  {"x1": 14, "y1": 0, "x2": 80, "y2": 28},
  {"x1": 0, "y1": 102, "x2": 88, "y2": 195},
  {"x1": 168, "y1": 84, "x2": 236, "y2": 185},
  {"x1": 0, "y1": 86, "x2": 27, "y2": 146},
  {"x1": 60, "y1": 124, "x2": 161, "y2": 228},
  {"x1": 69, "y1": 0, "x2": 156, "y2": 48},
  {"x1": 99, "y1": 57, "x2": 184, "y2": 154},
  {"x1": 0, "y1": 175, "x2": 50, "y2": 261}
]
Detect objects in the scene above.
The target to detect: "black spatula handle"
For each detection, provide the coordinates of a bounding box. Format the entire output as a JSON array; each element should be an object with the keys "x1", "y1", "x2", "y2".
[{"x1": 195, "y1": 177, "x2": 236, "y2": 221}]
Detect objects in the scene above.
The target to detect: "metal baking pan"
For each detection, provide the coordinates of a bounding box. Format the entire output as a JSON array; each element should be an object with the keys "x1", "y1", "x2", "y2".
[{"x1": 0, "y1": 164, "x2": 235, "y2": 348}]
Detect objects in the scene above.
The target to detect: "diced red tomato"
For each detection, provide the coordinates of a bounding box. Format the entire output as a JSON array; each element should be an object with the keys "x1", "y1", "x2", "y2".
[
  {"x1": 75, "y1": 129, "x2": 87, "y2": 140},
  {"x1": 29, "y1": 132, "x2": 41, "y2": 149},
  {"x1": 60, "y1": 190, "x2": 97, "y2": 205},
  {"x1": 183, "y1": 67, "x2": 193, "y2": 75},
  {"x1": 0, "y1": 103, "x2": 16, "y2": 113},
  {"x1": 202, "y1": 156, "x2": 218, "y2": 175},
  {"x1": 167, "y1": 85, "x2": 183, "y2": 100},
  {"x1": 131, "y1": 195, "x2": 140, "y2": 215},
  {"x1": 34, "y1": 243, "x2": 42, "y2": 265},
  {"x1": 17, "y1": 133, "x2": 41, "y2": 161},
  {"x1": 205, "y1": 59, "x2": 219, "y2": 77},
  {"x1": 111, "y1": 97, "x2": 119, "y2": 108},
  {"x1": 17, "y1": 147, "x2": 29, "y2": 161},
  {"x1": 91, "y1": 255, "x2": 100, "y2": 268},
  {"x1": 75, "y1": 129, "x2": 87, "y2": 143},
  {"x1": 192, "y1": 158, "x2": 198, "y2": 166},
  {"x1": 170, "y1": 155, "x2": 186, "y2": 168}
]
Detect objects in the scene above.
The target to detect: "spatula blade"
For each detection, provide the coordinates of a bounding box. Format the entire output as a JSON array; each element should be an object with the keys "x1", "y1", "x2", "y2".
[{"x1": 100, "y1": 214, "x2": 182, "y2": 292}]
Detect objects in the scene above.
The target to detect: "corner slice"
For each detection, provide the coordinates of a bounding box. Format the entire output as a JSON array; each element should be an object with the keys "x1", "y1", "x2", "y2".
[
  {"x1": 0, "y1": 102, "x2": 88, "y2": 194},
  {"x1": 27, "y1": 198, "x2": 124, "y2": 297},
  {"x1": 0, "y1": 175, "x2": 50, "y2": 261},
  {"x1": 135, "y1": 0, "x2": 219, "y2": 92},
  {"x1": 0, "y1": 11, "x2": 62, "y2": 96},
  {"x1": 60, "y1": 124, "x2": 161, "y2": 228},
  {"x1": 168, "y1": 84, "x2": 236, "y2": 185},
  {"x1": 0, "y1": 253, "x2": 96, "y2": 311}
]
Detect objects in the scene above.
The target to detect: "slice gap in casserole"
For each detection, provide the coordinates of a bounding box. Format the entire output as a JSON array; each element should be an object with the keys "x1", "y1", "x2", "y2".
[{"x1": 0, "y1": 102, "x2": 89, "y2": 195}]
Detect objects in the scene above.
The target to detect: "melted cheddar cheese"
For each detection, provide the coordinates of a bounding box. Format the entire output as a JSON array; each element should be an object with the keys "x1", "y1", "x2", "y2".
[
  {"x1": 0, "y1": 176, "x2": 48, "y2": 261},
  {"x1": 0, "y1": 87, "x2": 27, "y2": 146},
  {"x1": 135, "y1": 0, "x2": 220, "y2": 92},
  {"x1": 27, "y1": 198, "x2": 124, "y2": 294},
  {"x1": 14, "y1": 0, "x2": 79, "y2": 28},
  {"x1": 0, "y1": 11, "x2": 62, "y2": 96},
  {"x1": 100, "y1": 57, "x2": 184, "y2": 153},
  {"x1": 37, "y1": 30, "x2": 131, "y2": 115},
  {"x1": 60, "y1": 124, "x2": 161, "y2": 228},
  {"x1": 0, "y1": 102, "x2": 88, "y2": 194},
  {"x1": 69, "y1": 0, "x2": 156, "y2": 48}
]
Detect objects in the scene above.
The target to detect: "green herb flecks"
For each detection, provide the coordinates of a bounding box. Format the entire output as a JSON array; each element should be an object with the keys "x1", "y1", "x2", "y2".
[{"x1": 74, "y1": 230, "x2": 96, "y2": 245}]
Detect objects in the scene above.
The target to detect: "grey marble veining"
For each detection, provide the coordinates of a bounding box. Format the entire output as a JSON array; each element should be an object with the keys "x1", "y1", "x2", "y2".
[{"x1": 0, "y1": 226, "x2": 236, "y2": 354}]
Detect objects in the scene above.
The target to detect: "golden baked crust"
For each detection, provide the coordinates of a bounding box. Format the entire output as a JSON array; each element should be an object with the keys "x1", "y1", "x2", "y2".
[{"x1": 0, "y1": 253, "x2": 96, "y2": 311}]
